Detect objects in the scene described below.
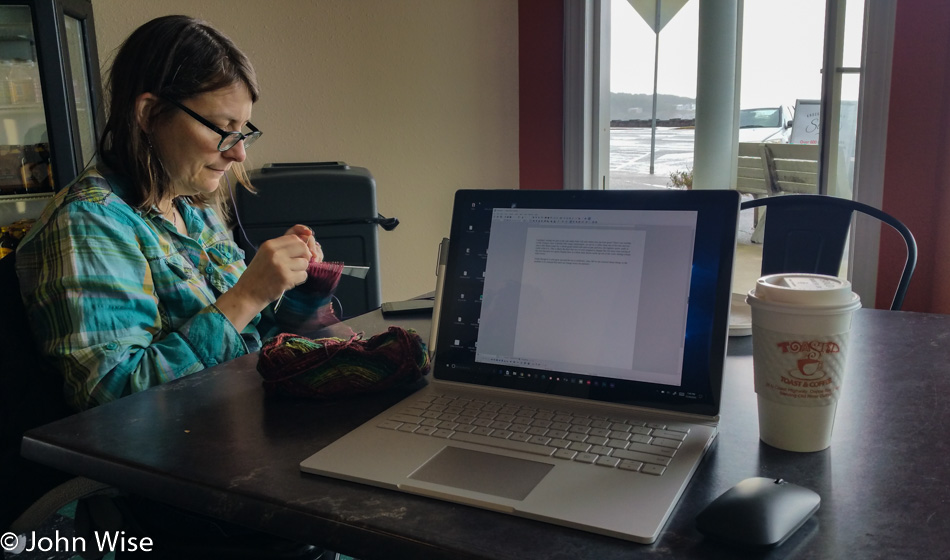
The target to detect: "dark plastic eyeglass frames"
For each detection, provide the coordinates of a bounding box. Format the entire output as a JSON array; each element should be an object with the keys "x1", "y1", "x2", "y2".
[{"x1": 165, "y1": 98, "x2": 261, "y2": 152}]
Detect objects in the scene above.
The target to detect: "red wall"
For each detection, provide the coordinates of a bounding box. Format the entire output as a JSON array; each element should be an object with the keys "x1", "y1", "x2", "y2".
[
  {"x1": 518, "y1": 0, "x2": 563, "y2": 190},
  {"x1": 880, "y1": 0, "x2": 950, "y2": 313}
]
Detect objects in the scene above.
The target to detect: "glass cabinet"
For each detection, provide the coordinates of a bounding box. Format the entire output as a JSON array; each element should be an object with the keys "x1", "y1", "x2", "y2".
[{"x1": 0, "y1": 0, "x2": 102, "y2": 226}]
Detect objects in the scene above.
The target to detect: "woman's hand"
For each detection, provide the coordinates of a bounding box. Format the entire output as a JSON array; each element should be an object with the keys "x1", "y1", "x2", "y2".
[
  {"x1": 285, "y1": 224, "x2": 323, "y2": 263},
  {"x1": 215, "y1": 230, "x2": 316, "y2": 330}
]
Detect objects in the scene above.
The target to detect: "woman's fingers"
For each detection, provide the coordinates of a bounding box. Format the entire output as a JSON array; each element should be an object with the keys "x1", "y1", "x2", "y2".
[
  {"x1": 270, "y1": 233, "x2": 312, "y2": 261},
  {"x1": 285, "y1": 224, "x2": 323, "y2": 262},
  {"x1": 244, "y1": 236, "x2": 309, "y2": 294},
  {"x1": 227, "y1": 231, "x2": 319, "y2": 317},
  {"x1": 308, "y1": 237, "x2": 323, "y2": 262},
  {"x1": 285, "y1": 224, "x2": 312, "y2": 238}
]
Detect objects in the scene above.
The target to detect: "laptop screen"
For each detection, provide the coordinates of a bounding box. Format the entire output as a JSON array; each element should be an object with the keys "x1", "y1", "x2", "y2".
[{"x1": 433, "y1": 189, "x2": 739, "y2": 417}]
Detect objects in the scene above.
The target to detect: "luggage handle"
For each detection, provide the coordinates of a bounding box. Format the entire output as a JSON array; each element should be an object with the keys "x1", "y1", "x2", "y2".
[{"x1": 260, "y1": 161, "x2": 350, "y2": 173}]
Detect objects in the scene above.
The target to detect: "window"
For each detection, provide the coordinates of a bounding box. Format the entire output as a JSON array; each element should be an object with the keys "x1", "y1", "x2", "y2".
[{"x1": 565, "y1": 0, "x2": 894, "y2": 305}]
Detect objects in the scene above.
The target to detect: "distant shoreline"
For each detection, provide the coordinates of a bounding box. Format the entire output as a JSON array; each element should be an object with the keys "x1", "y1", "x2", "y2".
[{"x1": 611, "y1": 118, "x2": 696, "y2": 128}]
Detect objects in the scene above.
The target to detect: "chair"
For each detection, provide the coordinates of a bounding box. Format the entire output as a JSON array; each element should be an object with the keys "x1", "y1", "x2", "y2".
[
  {"x1": 1, "y1": 254, "x2": 325, "y2": 559},
  {"x1": 236, "y1": 162, "x2": 395, "y2": 318},
  {"x1": 0, "y1": 251, "x2": 104, "y2": 533},
  {"x1": 741, "y1": 194, "x2": 917, "y2": 310}
]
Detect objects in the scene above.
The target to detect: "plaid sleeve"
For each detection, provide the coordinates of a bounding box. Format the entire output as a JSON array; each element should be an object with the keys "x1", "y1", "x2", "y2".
[{"x1": 18, "y1": 197, "x2": 249, "y2": 411}]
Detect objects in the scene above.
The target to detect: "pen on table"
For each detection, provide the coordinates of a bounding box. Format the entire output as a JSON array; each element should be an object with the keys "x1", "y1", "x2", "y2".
[{"x1": 428, "y1": 237, "x2": 449, "y2": 358}]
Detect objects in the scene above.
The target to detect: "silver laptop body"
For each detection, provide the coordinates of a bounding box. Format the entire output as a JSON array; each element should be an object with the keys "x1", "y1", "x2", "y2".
[{"x1": 301, "y1": 188, "x2": 740, "y2": 543}]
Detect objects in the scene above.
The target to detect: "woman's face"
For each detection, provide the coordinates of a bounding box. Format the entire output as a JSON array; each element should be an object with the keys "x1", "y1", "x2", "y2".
[{"x1": 150, "y1": 83, "x2": 254, "y2": 198}]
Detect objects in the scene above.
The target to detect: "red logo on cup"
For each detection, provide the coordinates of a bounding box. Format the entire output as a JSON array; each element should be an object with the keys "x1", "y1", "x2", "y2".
[
  {"x1": 777, "y1": 340, "x2": 840, "y2": 381},
  {"x1": 794, "y1": 358, "x2": 824, "y2": 380}
]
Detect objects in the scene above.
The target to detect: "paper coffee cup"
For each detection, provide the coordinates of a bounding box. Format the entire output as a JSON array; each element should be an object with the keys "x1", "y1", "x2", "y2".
[{"x1": 746, "y1": 274, "x2": 861, "y2": 452}]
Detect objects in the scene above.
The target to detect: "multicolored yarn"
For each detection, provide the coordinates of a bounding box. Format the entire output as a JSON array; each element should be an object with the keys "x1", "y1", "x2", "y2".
[{"x1": 257, "y1": 327, "x2": 430, "y2": 399}]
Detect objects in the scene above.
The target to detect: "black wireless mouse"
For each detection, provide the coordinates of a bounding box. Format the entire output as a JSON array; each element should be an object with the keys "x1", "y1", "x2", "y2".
[{"x1": 695, "y1": 477, "x2": 820, "y2": 548}]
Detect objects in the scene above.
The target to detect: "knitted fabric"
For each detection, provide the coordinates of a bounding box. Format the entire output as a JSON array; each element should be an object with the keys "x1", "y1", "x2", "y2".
[
  {"x1": 257, "y1": 327, "x2": 430, "y2": 399},
  {"x1": 301, "y1": 261, "x2": 343, "y2": 293}
]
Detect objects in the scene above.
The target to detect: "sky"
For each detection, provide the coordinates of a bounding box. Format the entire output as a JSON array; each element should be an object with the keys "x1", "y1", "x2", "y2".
[{"x1": 610, "y1": 0, "x2": 864, "y2": 109}]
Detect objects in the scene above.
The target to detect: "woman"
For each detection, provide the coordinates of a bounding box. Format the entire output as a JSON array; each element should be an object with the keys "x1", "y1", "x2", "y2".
[{"x1": 16, "y1": 15, "x2": 337, "y2": 412}]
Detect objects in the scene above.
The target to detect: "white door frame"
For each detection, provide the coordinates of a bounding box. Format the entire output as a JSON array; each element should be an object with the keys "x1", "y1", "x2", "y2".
[{"x1": 563, "y1": 0, "x2": 610, "y2": 191}]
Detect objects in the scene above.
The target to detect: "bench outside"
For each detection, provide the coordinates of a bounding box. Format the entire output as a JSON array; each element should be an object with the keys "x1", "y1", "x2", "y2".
[
  {"x1": 736, "y1": 143, "x2": 820, "y2": 243},
  {"x1": 736, "y1": 142, "x2": 819, "y2": 196}
]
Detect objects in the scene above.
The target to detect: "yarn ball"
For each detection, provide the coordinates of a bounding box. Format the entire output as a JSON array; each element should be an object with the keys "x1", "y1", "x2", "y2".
[{"x1": 257, "y1": 327, "x2": 430, "y2": 399}]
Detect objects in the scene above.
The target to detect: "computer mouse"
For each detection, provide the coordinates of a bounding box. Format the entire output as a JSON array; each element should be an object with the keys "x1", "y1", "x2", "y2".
[{"x1": 695, "y1": 477, "x2": 820, "y2": 548}]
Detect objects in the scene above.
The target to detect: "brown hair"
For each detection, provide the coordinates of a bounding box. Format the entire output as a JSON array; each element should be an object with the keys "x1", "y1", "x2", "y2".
[{"x1": 98, "y1": 15, "x2": 259, "y2": 214}]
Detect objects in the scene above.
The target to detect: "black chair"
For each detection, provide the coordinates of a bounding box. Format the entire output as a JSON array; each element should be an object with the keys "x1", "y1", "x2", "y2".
[
  {"x1": 0, "y1": 251, "x2": 101, "y2": 533},
  {"x1": 236, "y1": 162, "x2": 395, "y2": 318},
  {"x1": 741, "y1": 194, "x2": 917, "y2": 310},
  {"x1": 1, "y1": 253, "x2": 325, "y2": 559}
]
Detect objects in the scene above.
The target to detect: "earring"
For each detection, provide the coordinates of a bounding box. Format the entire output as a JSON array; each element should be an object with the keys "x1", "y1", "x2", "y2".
[
  {"x1": 143, "y1": 133, "x2": 158, "y2": 186},
  {"x1": 145, "y1": 134, "x2": 168, "y2": 177}
]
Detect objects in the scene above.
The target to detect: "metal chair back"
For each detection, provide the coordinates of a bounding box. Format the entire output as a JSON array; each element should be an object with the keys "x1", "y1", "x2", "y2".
[{"x1": 741, "y1": 194, "x2": 917, "y2": 310}]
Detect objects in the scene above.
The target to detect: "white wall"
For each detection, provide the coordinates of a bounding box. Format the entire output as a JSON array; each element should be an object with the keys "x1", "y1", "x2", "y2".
[{"x1": 92, "y1": 0, "x2": 519, "y2": 302}]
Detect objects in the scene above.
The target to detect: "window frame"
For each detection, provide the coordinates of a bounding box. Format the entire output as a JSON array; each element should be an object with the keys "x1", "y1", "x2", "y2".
[{"x1": 565, "y1": 0, "x2": 895, "y2": 306}]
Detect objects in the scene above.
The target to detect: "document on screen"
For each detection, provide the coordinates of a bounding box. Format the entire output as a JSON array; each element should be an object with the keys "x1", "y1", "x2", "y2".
[
  {"x1": 475, "y1": 207, "x2": 694, "y2": 385},
  {"x1": 513, "y1": 227, "x2": 646, "y2": 371}
]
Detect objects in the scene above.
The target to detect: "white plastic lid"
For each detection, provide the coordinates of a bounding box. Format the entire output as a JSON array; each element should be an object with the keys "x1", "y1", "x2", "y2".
[{"x1": 753, "y1": 273, "x2": 853, "y2": 305}]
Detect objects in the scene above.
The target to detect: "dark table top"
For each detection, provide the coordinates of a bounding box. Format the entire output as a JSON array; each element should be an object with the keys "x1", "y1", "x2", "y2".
[{"x1": 21, "y1": 308, "x2": 950, "y2": 559}]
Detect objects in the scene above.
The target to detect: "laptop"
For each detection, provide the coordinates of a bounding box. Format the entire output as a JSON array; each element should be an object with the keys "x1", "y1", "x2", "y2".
[{"x1": 301, "y1": 188, "x2": 740, "y2": 543}]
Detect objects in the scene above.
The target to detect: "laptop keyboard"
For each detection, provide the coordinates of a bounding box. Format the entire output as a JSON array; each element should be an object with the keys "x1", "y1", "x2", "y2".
[{"x1": 377, "y1": 392, "x2": 690, "y2": 476}]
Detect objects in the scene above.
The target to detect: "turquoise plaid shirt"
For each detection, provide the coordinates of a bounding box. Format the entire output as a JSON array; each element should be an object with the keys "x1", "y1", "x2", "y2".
[{"x1": 16, "y1": 165, "x2": 332, "y2": 411}]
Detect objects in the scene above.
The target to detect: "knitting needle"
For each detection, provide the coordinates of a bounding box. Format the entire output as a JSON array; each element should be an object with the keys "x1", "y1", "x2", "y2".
[{"x1": 274, "y1": 228, "x2": 320, "y2": 312}]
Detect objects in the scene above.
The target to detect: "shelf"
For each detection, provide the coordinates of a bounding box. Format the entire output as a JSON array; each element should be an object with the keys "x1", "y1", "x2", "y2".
[
  {"x1": 0, "y1": 102, "x2": 44, "y2": 113},
  {"x1": 0, "y1": 191, "x2": 52, "y2": 202},
  {"x1": 1, "y1": 0, "x2": 104, "y2": 208},
  {"x1": 0, "y1": 190, "x2": 51, "y2": 224}
]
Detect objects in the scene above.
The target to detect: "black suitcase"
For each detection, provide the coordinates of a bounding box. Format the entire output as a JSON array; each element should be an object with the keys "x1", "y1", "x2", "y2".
[{"x1": 235, "y1": 162, "x2": 396, "y2": 318}]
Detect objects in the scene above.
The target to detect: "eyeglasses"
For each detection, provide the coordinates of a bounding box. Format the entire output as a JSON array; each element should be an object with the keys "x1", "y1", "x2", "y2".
[{"x1": 165, "y1": 98, "x2": 262, "y2": 152}]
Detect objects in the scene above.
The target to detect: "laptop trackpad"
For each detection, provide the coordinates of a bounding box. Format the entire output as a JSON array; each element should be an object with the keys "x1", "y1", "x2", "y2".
[{"x1": 407, "y1": 446, "x2": 553, "y2": 500}]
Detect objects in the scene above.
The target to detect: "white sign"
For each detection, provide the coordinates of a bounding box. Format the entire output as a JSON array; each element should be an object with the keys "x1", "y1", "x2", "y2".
[
  {"x1": 628, "y1": 0, "x2": 689, "y2": 33},
  {"x1": 789, "y1": 99, "x2": 821, "y2": 145}
]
